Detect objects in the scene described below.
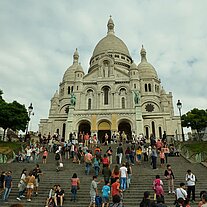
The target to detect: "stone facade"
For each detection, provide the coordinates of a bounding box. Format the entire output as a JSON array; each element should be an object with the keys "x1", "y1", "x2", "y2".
[{"x1": 39, "y1": 17, "x2": 181, "y2": 141}]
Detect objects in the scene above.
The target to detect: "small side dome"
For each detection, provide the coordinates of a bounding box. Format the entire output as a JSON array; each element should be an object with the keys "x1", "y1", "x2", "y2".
[
  {"x1": 75, "y1": 63, "x2": 84, "y2": 73},
  {"x1": 130, "y1": 61, "x2": 138, "y2": 70},
  {"x1": 138, "y1": 45, "x2": 158, "y2": 79},
  {"x1": 62, "y1": 49, "x2": 80, "y2": 82}
]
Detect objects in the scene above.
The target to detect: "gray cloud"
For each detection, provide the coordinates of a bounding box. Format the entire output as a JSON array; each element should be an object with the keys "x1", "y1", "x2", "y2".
[{"x1": 0, "y1": 0, "x2": 207, "y2": 131}]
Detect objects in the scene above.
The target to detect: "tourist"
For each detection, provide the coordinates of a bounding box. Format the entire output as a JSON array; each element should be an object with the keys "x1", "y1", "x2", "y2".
[
  {"x1": 26, "y1": 170, "x2": 36, "y2": 202},
  {"x1": 125, "y1": 146, "x2": 131, "y2": 163},
  {"x1": 85, "y1": 150, "x2": 93, "y2": 175},
  {"x1": 77, "y1": 146, "x2": 84, "y2": 164},
  {"x1": 32, "y1": 164, "x2": 43, "y2": 196},
  {"x1": 136, "y1": 146, "x2": 142, "y2": 164},
  {"x1": 42, "y1": 149, "x2": 48, "y2": 164},
  {"x1": 159, "y1": 148, "x2": 165, "y2": 168},
  {"x1": 106, "y1": 146, "x2": 113, "y2": 165},
  {"x1": 111, "y1": 178, "x2": 122, "y2": 198},
  {"x1": 0, "y1": 171, "x2": 6, "y2": 189},
  {"x1": 151, "y1": 145, "x2": 158, "y2": 169},
  {"x1": 105, "y1": 133, "x2": 109, "y2": 145},
  {"x1": 56, "y1": 184, "x2": 64, "y2": 207},
  {"x1": 140, "y1": 191, "x2": 155, "y2": 207},
  {"x1": 185, "y1": 169, "x2": 196, "y2": 202},
  {"x1": 175, "y1": 182, "x2": 187, "y2": 201},
  {"x1": 45, "y1": 185, "x2": 57, "y2": 207},
  {"x1": 116, "y1": 143, "x2": 123, "y2": 164},
  {"x1": 101, "y1": 181, "x2": 110, "y2": 207},
  {"x1": 163, "y1": 144, "x2": 169, "y2": 164},
  {"x1": 126, "y1": 162, "x2": 132, "y2": 189},
  {"x1": 156, "y1": 139, "x2": 163, "y2": 151},
  {"x1": 111, "y1": 165, "x2": 120, "y2": 184},
  {"x1": 102, "y1": 165, "x2": 112, "y2": 184},
  {"x1": 156, "y1": 196, "x2": 167, "y2": 207},
  {"x1": 89, "y1": 176, "x2": 103, "y2": 207},
  {"x1": 129, "y1": 145, "x2": 135, "y2": 165},
  {"x1": 102, "y1": 154, "x2": 110, "y2": 168},
  {"x1": 164, "y1": 164, "x2": 175, "y2": 194},
  {"x1": 110, "y1": 194, "x2": 122, "y2": 207},
  {"x1": 70, "y1": 173, "x2": 80, "y2": 202},
  {"x1": 119, "y1": 163, "x2": 127, "y2": 191},
  {"x1": 93, "y1": 155, "x2": 100, "y2": 177},
  {"x1": 25, "y1": 146, "x2": 32, "y2": 163},
  {"x1": 34, "y1": 144, "x2": 40, "y2": 163},
  {"x1": 16, "y1": 169, "x2": 27, "y2": 201},
  {"x1": 2, "y1": 171, "x2": 13, "y2": 203},
  {"x1": 84, "y1": 132, "x2": 89, "y2": 147},
  {"x1": 55, "y1": 150, "x2": 62, "y2": 172},
  {"x1": 143, "y1": 146, "x2": 149, "y2": 162},
  {"x1": 198, "y1": 191, "x2": 207, "y2": 207},
  {"x1": 201, "y1": 194, "x2": 207, "y2": 207},
  {"x1": 153, "y1": 175, "x2": 164, "y2": 203}
]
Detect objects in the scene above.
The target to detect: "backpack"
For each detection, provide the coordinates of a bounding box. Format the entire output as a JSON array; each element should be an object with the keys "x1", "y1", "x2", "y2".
[
  {"x1": 55, "y1": 153, "x2": 60, "y2": 160},
  {"x1": 95, "y1": 195, "x2": 102, "y2": 207}
]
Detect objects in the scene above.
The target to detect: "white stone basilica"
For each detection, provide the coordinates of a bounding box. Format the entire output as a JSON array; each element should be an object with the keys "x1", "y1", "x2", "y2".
[{"x1": 39, "y1": 17, "x2": 181, "y2": 141}]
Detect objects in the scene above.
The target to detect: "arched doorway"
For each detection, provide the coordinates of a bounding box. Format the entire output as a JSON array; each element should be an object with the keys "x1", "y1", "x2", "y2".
[
  {"x1": 98, "y1": 121, "x2": 111, "y2": 143},
  {"x1": 78, "y1": 121, "x2": 91, "y2": 136},
  {"x1": 118, "y1": 121, "x2": 132, "y2": 141}
]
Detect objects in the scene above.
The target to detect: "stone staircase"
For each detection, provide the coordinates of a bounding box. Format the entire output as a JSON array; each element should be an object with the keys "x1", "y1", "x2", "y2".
[{"x1": 1, "y1": 144, "x2": 207, "y2": 207}]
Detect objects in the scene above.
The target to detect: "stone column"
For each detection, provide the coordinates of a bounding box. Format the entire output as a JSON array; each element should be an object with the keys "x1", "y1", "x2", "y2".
[
  {"x1": 135, "y1": 103, "x2": 144, "y2": 135},
  {"x1": 65, "y1": 105, "x2": 75, "y2": 142}
]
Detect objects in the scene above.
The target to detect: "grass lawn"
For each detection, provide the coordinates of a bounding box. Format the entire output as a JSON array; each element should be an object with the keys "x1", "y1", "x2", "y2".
[
  {"x1": 0, "y1": 141, "x2": 24, "y2": 154},
  {"x1": 182, "y1": 141, "x2": 207, "y2": 154}
]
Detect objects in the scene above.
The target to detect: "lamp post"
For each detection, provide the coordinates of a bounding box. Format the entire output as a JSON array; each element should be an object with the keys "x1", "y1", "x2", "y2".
[
  {"x1": 177, "y1": 100, "x2": 185, "y2": 142},
  {"x1": 25, "y1": 103, "x2": 34, "y2": 135}
]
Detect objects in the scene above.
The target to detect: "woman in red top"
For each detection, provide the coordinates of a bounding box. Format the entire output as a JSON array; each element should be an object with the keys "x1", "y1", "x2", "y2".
[
  {"x1": 111, "y1": 165, "x2": 120, "y2": 184},
  {"x1": 70, "y1": 173, "x2": 80, "y2": 202},
  {"x1": 102, "y1": 154, "x2": 110, "y2": 168},
  {"x1": 42, "y1": 149, "x2": 48, "y2": 164}
]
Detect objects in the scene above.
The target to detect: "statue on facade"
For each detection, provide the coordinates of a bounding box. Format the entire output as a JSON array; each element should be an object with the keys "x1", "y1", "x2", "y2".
[
  {"x1": 70, "y1": 93, "x2": 76, "y2": 106},
  {"x1": 133, "y1": 90, "x2": 140, "y2": 104}
]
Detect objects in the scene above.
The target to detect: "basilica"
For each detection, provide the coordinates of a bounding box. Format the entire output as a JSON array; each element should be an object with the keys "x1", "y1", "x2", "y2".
[{"x1": 39, "y1": 17, "x2": 181, "y2": 141}]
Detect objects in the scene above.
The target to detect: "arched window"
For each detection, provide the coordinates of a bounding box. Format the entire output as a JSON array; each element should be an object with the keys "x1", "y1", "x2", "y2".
[
  {"x1": 68, "y1": 86, "x2": 70, "y2": 94},
  {"x1": 71, "y1": 86, "x2": 74, "y2": 92},
  {"x1": 88, "y1": 98, "x2": 92, "y2": 110},
  {"x1": 121, "y1": 97, "x2": 125, "y2": 109},
  {"x1": 145, "y1": 84, "x2": 148, "y2": 92},
  {"x1": 152, "y1": 121, "x2": 156, "y2": 137},
  {"x1": 77, "y1": 86, "x2": 78, "y2": 91},
  {"x1": 103, "y1": 87, "x2": 109, "y2": 105},
  {"x1": 134, "y1": 84, "x2": 136, "y2": 89},
  {"x1": 148, "y1": 84, "x2": 151, "y2": 92}
]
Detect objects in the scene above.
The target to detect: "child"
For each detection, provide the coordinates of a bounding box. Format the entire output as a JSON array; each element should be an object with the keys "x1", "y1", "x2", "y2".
[
  {"x1": 102, "y1": 181, "x2": 110, "y2": 207},
  {"x1": 160, "y1": 148, "x2": 165, "y2": 168}
]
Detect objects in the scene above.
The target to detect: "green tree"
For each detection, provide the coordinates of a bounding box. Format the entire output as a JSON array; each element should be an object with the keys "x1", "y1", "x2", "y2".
[
  {"x1": 0, "y1": 90, "x2": 29, "y2": 140},
  {"x1": 182, "y1": 108, "x2": 207, "y2": 139}
]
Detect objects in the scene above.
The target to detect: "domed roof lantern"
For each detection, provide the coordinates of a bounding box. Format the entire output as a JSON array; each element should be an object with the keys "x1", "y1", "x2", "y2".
[
  {"x1": 73, "y1": 48, "x2": 79, "y2": 64},
  {"x1": 140, "y1": 45, "x2": 147, "y2": 62},
  {"x1": 107, "y1": 15, "x2": 114, "y2": 35}
]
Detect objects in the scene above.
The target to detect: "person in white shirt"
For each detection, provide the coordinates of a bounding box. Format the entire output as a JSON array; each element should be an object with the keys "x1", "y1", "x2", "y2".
[
  {"x1": 119, "y1": 163, "x2": 128, "y2": 191},
  {"x1": 25, "y1": 146, "x2": 32, "y2": 163},
  {"x1": 175, "y1": 182, "x2": 188, "y2": 201},
  {"x1": 186, "y1": 169, "x2": 196, "y2": 202}
]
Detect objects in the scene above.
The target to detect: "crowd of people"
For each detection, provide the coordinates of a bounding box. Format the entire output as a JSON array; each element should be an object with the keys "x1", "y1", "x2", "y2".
[{"x1": 0, "y1": 131, "x2": 207, "y2": 207}]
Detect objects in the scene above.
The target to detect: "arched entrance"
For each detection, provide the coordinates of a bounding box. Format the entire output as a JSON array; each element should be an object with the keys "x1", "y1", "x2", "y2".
[
  {"x1": 98, "y1": 121, "x2": 111, "y2": 143},
  {"x1": 78, "y1": 121, "x2": 91, "y2": 136},
  {"x1": 118, "y1": 121, "x2": 132, "y2": 141}
]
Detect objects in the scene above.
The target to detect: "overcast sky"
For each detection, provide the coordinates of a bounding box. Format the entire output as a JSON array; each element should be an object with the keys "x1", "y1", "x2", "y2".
[{"x1": 0, "y1": 0, "x2": 207, "y2": 132}]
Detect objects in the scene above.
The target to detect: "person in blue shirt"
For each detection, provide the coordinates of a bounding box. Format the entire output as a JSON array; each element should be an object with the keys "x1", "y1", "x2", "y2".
[{"x1": 102, "y1": 181, "x2": 110, "y2": 207}]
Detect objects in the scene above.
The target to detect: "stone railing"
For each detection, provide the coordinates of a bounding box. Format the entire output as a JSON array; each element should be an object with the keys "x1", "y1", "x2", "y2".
[
  {"x1": 176, "y1": 143, "x2": 207, "y2": 163},
  {"x1": 0, "y1": 147, "x2": 15, "y2": 163}
]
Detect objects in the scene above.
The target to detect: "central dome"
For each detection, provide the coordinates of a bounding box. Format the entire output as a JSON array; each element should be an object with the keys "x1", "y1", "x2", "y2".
[
  {"x1": 92, "y1": 35, "x2": 130, "y2": 57},
  {"x1": 92, "y1": 17, "x2": 131, "y2": 58}
]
